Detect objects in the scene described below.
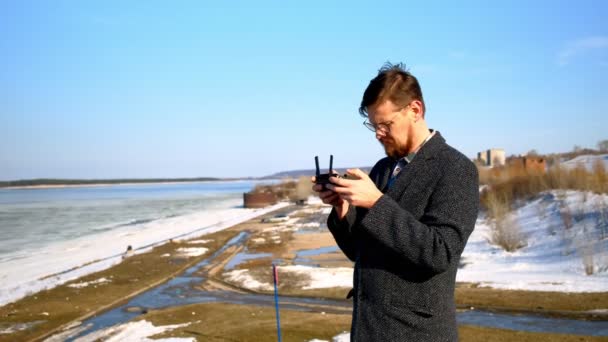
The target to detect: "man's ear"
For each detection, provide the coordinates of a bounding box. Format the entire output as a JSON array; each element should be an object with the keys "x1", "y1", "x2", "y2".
[{"x1": 410, "y1": 100, "x2": 424, "y2": 122}]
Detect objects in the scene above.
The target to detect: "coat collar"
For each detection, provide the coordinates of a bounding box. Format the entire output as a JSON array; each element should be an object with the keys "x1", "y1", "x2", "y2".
[{"x1": 382, "y1": 130, "x2": 446, "y2": 197}]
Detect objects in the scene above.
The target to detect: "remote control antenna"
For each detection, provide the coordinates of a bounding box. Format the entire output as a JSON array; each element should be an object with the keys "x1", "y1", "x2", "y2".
[
  {"x1": 315, "y1": 156, "x2": 320, "y2": 177},
  {"x1": 329, "y1": 155, "x2": 333, "y2": 173}
]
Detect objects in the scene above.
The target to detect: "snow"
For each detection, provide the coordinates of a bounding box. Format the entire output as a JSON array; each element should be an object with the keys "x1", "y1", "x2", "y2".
[
  {"x1": 226, "y1": 190, "x2": 608, "y2": 294},
  {"x1": 67, "y1": 277, "x2": 111, "y2": 289},
  {"x1": 187, "y1": 239, "x2": 212, "y2": 244},
  {"x1": 69, "y1": 320, "x2": 195, "y2": 342},
  {"x1": 296, "y1": 222, "x2": 321, "y2": 228},
  {"x1": 29, "y1": 189, "x2": 608, "y2": 341},
  {"x1": 1, "y1": 321, "x2": 44, "y2": 335},
  {"x1": 457, "y1": 190, "x2": 608, "y2": 292},
  {"x1": 279, "y1": 265, "x2": 353, "y2": 289},
  {"x1": 562, "y1": 154, "x2": 608, "y2": 171},
  {"x1": 223, "y1": 269, "x2": 274, "y2": 291},
  {"x1": 0, "y1": 202, "x2": 288, "y2": 306},
  {"x1": 274, "y1": 190, "x2": 608, "y2": 293},
  {"x1": 333, "y1": 332, "x2": 350, "y2": 342},
  {"x1": 224, "y1": 266, "x2": 352, "y2": 292},
  {"x1": 175, "y1": 247, "x2": 208, "y2": 258},
  {"x1": 306, "y1": 196, "x2": 324, "y2": 205},
  {"x1": 309, "y1": 332, "x2": 350, "y2": 342}
]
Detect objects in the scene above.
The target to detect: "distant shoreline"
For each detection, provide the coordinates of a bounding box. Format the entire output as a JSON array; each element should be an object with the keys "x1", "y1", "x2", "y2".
[{"x1": 0, "y1": 178, "x2": 269, "y2": 190}]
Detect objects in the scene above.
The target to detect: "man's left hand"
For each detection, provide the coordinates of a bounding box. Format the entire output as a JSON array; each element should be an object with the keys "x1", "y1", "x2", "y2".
[{"x1": 326, "y1": 168, "x2": 383, "y2": 209}]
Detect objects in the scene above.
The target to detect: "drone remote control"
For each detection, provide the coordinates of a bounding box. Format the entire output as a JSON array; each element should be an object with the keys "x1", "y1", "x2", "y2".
[{"x1": 315, "y1": 155, "x2": 340, "y2": 189}]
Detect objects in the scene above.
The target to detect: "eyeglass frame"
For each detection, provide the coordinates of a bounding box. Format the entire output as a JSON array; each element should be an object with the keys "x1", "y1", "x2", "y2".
[{"x1": 362, "y1": 103, "x2": 411, "y2": 134}]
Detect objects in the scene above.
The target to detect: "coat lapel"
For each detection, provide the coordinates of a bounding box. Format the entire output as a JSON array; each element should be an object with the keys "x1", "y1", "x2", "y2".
[
  {"x1": 384, "y1": 131, "x2": 446, "y2": 200},
  {"x1": 379, "y1": 159, "x2": 396, "y2": 193}
]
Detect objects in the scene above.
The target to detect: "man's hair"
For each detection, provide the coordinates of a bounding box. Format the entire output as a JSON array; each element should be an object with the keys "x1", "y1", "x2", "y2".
[{"x1": 359, "y1": 62, "x2": 426, "y2": 118}]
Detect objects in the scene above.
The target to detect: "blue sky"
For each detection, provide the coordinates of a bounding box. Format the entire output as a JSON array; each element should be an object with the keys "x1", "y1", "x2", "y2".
[{"x1": 1, "y1": 0, "x2": 607, "y2": 179}]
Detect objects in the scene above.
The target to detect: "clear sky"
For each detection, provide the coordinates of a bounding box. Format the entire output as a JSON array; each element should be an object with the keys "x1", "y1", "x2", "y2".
[{"x1": 1, "y1": 0, "x2": 607, "y2": 180}]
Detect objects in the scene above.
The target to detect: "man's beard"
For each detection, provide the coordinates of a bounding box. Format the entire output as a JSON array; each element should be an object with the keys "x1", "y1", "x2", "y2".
[{"x1": 380, "y1": 138, "x2": 407, "y2": 159}]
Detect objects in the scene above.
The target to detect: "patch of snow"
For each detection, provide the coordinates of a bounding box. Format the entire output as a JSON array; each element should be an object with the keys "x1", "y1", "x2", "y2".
[
  {"x1": 296, "y1": 222, "x2": 321, "y2": 228},
  {"x1": 67, "y1": 277, "x2": 110, "y2": 289},
  {"x1": 296, "y1": 208, "x2": 318, "y2": 214},
  {"x1": 308, "y1": 332, "x2": 350, "y2": 342},
  {"x1": 71, "y1": 320, "x2": 194, "y2": 342},
  {"x1": 251, "y1": 238, "x2": 266, "y2": 244},
  {"x1": 457, "y1": 190, "x2": 608, "y2": 292},
  {"x1": 44, "y1": 323, "x2": 93, "y2": 342},
  {"x1": 280, "y1": 265, "x2": 352, "y2": 289},
  {"x1": 161, "y1": 253, "x2": 171, "y2": 257},
  {"x1": 175, "y1": 247, "x2": 208, "y2": 258},
  {"x1": 332, "y1": 332, "x2": 351, "y2": 342},
  {"x1": 223, "y1": 269, "x2": 273, "y2": 291},
  {"x1": 0, "y1": 321, "x2": 44, "y2": 335},
  {"x1": 587, "y1": 309, "x2": 608, "y2": 314},
  {"x1": 262, "y1": 225, "x2": 296, "y2": 233},
  {"x1": 187, "y1": 239, "x2": 212, "y2": 244},
  {"x1": 306, "y1": 196, "x2": 324, "y2": 205},
  {"x1": 562, "y1": 154, "x2": 608, "y2": 171}
]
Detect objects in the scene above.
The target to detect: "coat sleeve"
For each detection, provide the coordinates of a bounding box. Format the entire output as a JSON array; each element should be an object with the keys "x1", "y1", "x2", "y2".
[
  {"x1": 327, "y1": 205, "x2": 358, "y2": 261},
  {"x1": 360, "y1": 157, "x2": 479, "y2": 275},
  {"x1": 325, "y1": 160, "x2": 387, "y2": 262}
]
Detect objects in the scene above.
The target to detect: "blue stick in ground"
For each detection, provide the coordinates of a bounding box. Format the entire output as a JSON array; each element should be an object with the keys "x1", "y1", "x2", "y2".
[{"x1": 273, "y1": 263, "x2": 282, "y2": 342}]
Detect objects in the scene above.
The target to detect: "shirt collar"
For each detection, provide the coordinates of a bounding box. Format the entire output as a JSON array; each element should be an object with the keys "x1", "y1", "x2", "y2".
[{"x1": 398, "y1": 129, "x2": 436, "y2": 164}]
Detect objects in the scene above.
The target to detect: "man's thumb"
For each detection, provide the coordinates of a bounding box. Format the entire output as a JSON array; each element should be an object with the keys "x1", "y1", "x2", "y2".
[{"x1": 346, "y1": 168, "x2": 366, "y2": 179}]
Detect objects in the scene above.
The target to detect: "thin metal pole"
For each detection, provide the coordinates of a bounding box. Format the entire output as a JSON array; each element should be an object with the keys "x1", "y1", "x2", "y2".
[{"x1": 272, "y1": 264, "x2": 282, "y2": 342}]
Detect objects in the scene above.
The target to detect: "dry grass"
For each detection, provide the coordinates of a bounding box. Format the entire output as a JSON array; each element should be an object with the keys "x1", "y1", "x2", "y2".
[
  {"x1": 251, "y1": 178, "x2": 315, "y2": 203},
  {"x1": 480, "y1": 163, "x2": 608, "y2": 211},
  {"x1": 459, "y1": 325, "x2": 607, "y2": 342},
  {"x1": 489, "y1": 215, "x2": 526, "y2": 252},
  {"x1": 480, "y1": 162, "x2": 607, "y2": 253},
  {"x1": 455, "y1": 284, "x2": 608, "y2": 318},
  {"x1": 483, "y1": 189, "x2": 526, "y2": 252},
  {"x1": 142, "y1": 302, "x2": 352, "y2": 342},
  {"x1": 142, "y1": 302, "x2": 607, "y2": 342}
]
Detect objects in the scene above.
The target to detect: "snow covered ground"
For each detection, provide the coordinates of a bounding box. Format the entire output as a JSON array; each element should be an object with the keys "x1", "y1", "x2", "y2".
[
  {"x1": 562, "y1": 154, "x2": 608, "y2": 171},
  {"x1": 0, "y1": 202, "x2": 288, "y2": 306},
  {"x1": 457, "y1": 190, "x2": 608, "y2": 292},
  {"x1": 39, "y1": 191, "x2": 608, "y2": 341},
  {"x1": 309, "y1": 332, "x2": 350, "y2": 342},
  {"x1": 230, "y1": 191, "x2": 608, "y2": 293},
  {"x1": 223, "y1": 265, "x2": 353, "y2": 291},
  {"x1": 44, "y1": 320, "x2": 196, "y2": 342}
]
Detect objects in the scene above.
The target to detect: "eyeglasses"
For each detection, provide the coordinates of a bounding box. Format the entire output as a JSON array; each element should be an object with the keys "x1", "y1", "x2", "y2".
[{"x1": 363, "y1": 104, "x2": 410, "y2": 134}]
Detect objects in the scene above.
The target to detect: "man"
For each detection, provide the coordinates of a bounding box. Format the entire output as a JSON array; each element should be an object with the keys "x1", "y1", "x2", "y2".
[{"x1": 313, "y1": 63, "x2": 479, "y2": 341}]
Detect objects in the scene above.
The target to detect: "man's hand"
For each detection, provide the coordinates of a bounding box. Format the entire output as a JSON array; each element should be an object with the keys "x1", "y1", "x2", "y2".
[
  {"x1": 311, "y1": 175, "x2": 349, "y2": 219},
  {"x1": 326, "y1": 168, "x2": 383, "y2": 209}
]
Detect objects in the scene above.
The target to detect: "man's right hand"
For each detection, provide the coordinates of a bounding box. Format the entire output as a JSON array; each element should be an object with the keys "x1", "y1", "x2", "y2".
[{"x1": 311, "y1": 176, "x2": 350, "y2": 220}]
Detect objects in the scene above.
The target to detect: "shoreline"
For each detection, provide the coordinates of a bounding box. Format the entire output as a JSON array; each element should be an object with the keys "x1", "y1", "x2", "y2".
[
  {"x1": 0, "y1": 179, "x2": 275, "y2": 190},
  {"x1": 0, "y1": 202, "x2": 289, "y2": 307}
]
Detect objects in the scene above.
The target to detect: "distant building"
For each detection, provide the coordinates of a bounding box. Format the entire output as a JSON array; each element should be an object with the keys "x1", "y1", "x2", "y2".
[
  {"x1": 506, "y1": 156, "x2": 547, "y2": 175},
  {"x1": 478, "y1": 148, "x2": 506, "y2": 167}
]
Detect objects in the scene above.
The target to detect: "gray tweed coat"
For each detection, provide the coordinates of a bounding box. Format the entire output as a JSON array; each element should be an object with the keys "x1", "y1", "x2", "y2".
[{"x1": 327, "y1": 131, "x2": 479, "y2": 342}]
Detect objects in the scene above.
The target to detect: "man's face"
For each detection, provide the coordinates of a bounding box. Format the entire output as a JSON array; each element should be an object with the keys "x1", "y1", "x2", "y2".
[{"x1": 366, "y1": 100, "x2": 413, "y2": 159}]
